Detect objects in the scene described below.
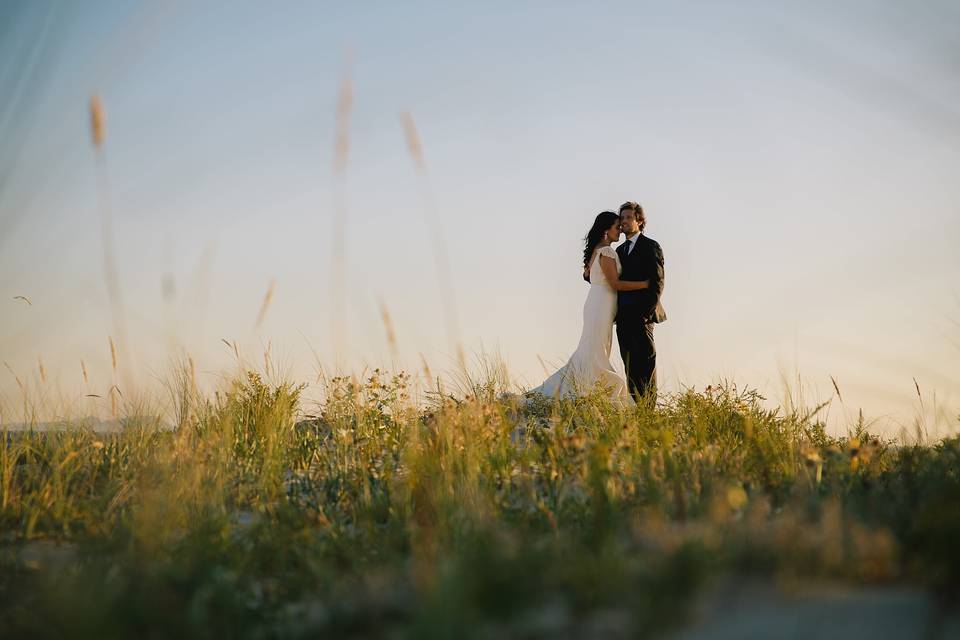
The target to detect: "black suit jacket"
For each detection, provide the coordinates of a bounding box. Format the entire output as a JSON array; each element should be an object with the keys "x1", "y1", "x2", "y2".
[{"x1": 616, "y1": 234, "x2": 666, "y2": 325}]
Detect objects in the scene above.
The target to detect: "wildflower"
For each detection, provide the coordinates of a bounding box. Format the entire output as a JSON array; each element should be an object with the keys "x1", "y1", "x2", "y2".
[
  {"x1": 801, "y1": 443, "x2": 823, "y2": 466},
  {"x1": 847, "y1": 438, "x2": 861, "y2": 457},
  {"x1": 726, "y1": 485, "x2": 748, "y2": 510},
  {"x1": 847, "y1": 437, "x2": 879, "y2": 471}
]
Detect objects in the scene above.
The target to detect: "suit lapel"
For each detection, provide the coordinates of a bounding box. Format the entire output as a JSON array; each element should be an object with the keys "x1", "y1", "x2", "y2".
[
  {"x1": 621, "y1": 237, "x2": 644, "y2": 275},
  {"x1": 626, "y1": 236, "x2": 645, "y2": 264}
]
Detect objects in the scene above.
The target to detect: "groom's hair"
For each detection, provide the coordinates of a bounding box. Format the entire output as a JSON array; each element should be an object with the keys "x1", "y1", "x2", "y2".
[{"x1": 618, "y1": 201, "x2": 645, "y2": 231}]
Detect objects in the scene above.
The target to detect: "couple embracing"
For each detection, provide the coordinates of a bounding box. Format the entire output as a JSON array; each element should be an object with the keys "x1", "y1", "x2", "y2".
[{"x1": 530, "y1": 201, "x2": 666, "y2": 407}]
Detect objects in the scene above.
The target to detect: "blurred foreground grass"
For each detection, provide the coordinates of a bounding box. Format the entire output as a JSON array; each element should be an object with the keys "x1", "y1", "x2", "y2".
[{"x1": 1, "y1": 368, "x2": 958, "y2": 638}]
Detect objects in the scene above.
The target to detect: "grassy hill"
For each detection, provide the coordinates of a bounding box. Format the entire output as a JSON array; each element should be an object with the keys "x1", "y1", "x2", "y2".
[{"x1": 2, "y1": 368, "x2": 958, "y2": 638}]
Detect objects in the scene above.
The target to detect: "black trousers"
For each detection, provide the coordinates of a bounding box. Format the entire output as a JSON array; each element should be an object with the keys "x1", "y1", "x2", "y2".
[{"x1": 616, "y1": 321, "x2": 656, "y2": 405}]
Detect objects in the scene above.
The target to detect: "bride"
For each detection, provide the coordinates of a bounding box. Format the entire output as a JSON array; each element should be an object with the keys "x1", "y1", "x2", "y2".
[{"x1": 529, "y1": 211, "x2": 649, "y2": 405}]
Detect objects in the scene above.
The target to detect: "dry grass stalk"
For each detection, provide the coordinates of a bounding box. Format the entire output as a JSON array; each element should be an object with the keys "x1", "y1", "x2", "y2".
[
  {"x1": 420, "y1": 354, "x2": 432, "y2": 381},
  {"x1": 13, "y1": 295, "x2": 31, "y2": 306},
  {"x1": 829, "y1": 375, "x2": 842, "y2": 402},
  {"x1": 109, "y1": 337, "x2": 118, "y2": 374},
  {"x1": 4, "y1": 361, "x2": 23, "y2": 391},
  {"x1": 400, "y1": 111, "x2": 425, "y2": 172},
  {"x1": 399, "y1": 110, "x2": 463, "y2": 364},
  {"x1": 379, "y1": 300, "x2": 398, "y2": 356},
  {"x1": 221, "y1": 338, "x2": 240, "y2": 362},
  {"x1": 537, "y1": 354, "x2": 550, "y2": 376},
  {"x1": 331, "y1": 69, "x2": 353, "y2": 368},
  {"x1": 109, "y1": 385, "x2": 118, "y2": 418},
  {"x1": 37, "y1": 357, "x2": 46, "y2": 384},
  {"x1": 90, "y1": 94, "x2": 106, "y2": 148},
  {"x1": 333, "y1": 75, "x2": 353, "y2": 174},
  {"x1": 81, "y1": 360, "x2": 89, "y2": 384},
  {"x1": 255, "y1": 279, "x2": 276, "y2": 329},
  {"x1": 90, "y1": 93, "x2": 133, "y2": 389}
]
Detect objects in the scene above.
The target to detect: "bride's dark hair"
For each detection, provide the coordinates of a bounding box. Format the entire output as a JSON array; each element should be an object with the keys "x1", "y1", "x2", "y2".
[{"x1": 583, "y1": 211, "x2": 620, "y2": 270}]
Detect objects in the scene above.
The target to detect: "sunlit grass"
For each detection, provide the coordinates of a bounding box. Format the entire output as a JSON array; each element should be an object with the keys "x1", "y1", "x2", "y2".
[{"x1": 1, "y1": 364, "x2": 957, "y2": 637}]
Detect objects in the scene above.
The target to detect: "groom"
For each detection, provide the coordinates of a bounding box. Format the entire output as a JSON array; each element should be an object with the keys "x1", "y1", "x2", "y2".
[{"x1": 615, "y1": 201, "x2": 666, "y2": 405}]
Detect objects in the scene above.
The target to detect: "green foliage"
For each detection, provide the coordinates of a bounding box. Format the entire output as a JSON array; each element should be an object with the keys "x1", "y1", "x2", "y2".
[{"x1": 0, "y1": 372, "x2": 957, "y2": 637}]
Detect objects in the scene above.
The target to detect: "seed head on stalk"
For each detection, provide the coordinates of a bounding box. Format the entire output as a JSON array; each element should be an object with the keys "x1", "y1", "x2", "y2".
[{"x1": 90, "y1": 94, "x2": 106, "y2": 148}]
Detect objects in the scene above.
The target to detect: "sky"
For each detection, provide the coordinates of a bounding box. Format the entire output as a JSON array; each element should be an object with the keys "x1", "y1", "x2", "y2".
[{"x1": 1, "y1": 0, "x2": 958, "y2": 435}]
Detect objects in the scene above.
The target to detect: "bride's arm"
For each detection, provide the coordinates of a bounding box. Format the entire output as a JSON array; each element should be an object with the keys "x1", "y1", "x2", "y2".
[{"x1": 599, "y1": 255, "x2": 649, "y2": 291}]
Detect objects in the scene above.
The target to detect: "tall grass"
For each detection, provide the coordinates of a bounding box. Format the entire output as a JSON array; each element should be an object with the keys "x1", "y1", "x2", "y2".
[
  {"x1": 89, "y1": 95, "x2": 134, "y2": 392},
  {"x1": 1, "y1": 365, "x2": 957, "y2": 637},
  {"x1": 401, "y1": 111, "x2": 464, "y2": 366},
  {"x1": 330, "y1": 68, "x2": 352, "y2": 369}
]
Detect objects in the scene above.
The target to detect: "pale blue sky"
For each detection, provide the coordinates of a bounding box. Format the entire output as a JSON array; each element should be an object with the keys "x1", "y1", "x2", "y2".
[{"x1": 2, "y1": 1, "x2": 958, "y2": 433}]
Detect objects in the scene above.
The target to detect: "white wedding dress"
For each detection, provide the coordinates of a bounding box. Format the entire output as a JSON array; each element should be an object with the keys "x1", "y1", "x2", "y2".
[{"x1": 529, "y1": 245, "x2": 634, "y2": 406}]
